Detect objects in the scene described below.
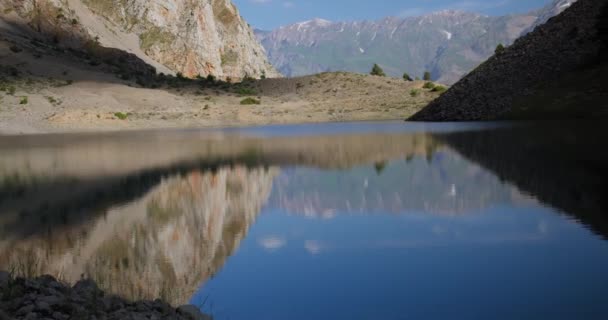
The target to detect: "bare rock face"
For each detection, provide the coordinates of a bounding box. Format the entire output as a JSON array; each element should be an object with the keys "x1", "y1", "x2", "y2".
[{"x1": 0, "y1": 0, "x2": 279, "y2": 80}]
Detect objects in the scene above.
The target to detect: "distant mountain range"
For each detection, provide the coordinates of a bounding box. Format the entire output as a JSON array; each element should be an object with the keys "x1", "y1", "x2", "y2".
[{"x1": 256, "y1": 0, "x2": 577, "y2": 84}]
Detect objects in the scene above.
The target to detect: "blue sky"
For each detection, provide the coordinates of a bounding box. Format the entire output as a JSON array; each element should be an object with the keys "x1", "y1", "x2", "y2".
[{"x1": 234, "y1": 0, "x2": 553, "y2": 30}]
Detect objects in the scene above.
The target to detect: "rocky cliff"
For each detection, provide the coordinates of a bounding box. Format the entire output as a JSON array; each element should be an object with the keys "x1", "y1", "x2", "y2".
[
  {"x1": 0, "y1": 0, "x2": 279, "y2": 80},
  {"x1": 410, "y1": 0, "x2": 607, "y2": 121}
]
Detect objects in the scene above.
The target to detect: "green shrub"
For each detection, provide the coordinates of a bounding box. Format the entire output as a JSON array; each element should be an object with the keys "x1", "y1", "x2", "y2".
[
  {"x1": 206, "y1": 74, "x2": 216, "y2": 83},
  {"x1": 423, "y1": 71, "x2": 431, "y2": 81},
  {"x1": 403, "y1": 72, "x2": 413, "y2": 81},
  {"x1": 240, "y1": 97, "x2": 261, "y2": 105},
  {"x1": 19, "y1": 96, "x2": 28, "y2": 105},
  {"x1": 370, "y1": 64, "x2": 386, "y2": 77},
  {"x1": 495, "y1": 43, "x2": 505, "y2": 54},
  {"x1": 236, "y1": 87, "x2": 257, "y2": 96},
  {"x1": 9, "y1": 45, "x2": 22, "y2": 53},
  {"x1": 431, "y1": 85, "x2": 447, "y2": 93},
  {"x1": 114, "y1": 112, "x2": 128, "y2": 120},
  {"x1": 423, "y1": 82, "x2": 435, "y2": 89},
  {"x1": 409, "y1": 89, "x2": 420, "y2": 97}
]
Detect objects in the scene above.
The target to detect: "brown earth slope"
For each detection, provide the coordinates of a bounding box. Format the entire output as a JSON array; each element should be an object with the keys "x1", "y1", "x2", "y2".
[{"x1": 0, "y1": 34, "x2": 442, "y2": 134}]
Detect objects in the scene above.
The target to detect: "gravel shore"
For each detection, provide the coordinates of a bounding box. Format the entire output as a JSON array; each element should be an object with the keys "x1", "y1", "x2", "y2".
[{"x1": 0, "y1": 272, "x2": 210, "y2": 320}]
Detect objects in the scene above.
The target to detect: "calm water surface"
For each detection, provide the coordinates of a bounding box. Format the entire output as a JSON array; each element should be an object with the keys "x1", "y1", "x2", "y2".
[{"x1": 1, "y1": 121, "x2": 607, "y2": 319}]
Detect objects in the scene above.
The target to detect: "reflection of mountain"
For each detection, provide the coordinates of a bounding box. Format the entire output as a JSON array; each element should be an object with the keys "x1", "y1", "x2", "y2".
[
  {"x1": 269, "y1": 149, "x2": 532, "y2": 217},
  {"x1": 0, "y1": 167, "x2": 277, "y2": 306},
  {"x1": 0, "y1": 131, "x2": 438, "y2": 179},
  {"x1": 0, "y1": 132, "x2": 437, "y2": 236},
  {"x1": 435, "y1": 123, "x2": 608, "y2": 239}
]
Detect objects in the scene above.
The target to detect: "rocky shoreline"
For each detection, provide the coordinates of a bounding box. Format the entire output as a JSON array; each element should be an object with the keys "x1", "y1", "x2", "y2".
[{"x1": 0, "y1": 272, "x2": 210, "y2": 320}]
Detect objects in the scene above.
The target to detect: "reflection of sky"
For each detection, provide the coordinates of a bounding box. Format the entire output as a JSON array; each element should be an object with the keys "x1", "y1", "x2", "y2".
[{"x1": 192, "y1": 205, "x2": 608, "y2": 320}]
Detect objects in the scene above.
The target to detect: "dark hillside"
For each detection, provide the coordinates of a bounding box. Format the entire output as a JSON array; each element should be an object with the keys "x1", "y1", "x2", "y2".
[{"x1": 410, "y1": 0, "x2": 608, "y2": 121}]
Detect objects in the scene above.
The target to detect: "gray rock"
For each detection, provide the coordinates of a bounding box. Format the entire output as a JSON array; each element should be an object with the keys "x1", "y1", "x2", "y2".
[
  {"x1": 177, "y1": 305, "x2": 210, "y2": 320},
  {"x1": 35, "y1": 300, "x2": 52, "y2": 313},
  {"x1": 52, "y1": 312, "x2": 69, "y2": 320},
  {"x1": 16, "y1": 304, "x2": 35, "y2": 316},
  {"x1": 0, "y1": 271, "x2": 9, "y2": 289},
  {"x1": 0, "y1": 310, "x2": 11, "y2": 320},
  {"x1": 73, "y1": 279, "x2": 99, "y2": 293}
]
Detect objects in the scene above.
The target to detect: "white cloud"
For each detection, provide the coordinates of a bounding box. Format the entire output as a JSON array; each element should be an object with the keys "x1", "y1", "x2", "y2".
[
  {"x1": 304, "y1": 240, "x2": 323, "y2": 255},
  {"x1": 258, "y1": 236, "x2": 286, "y2": 251}
]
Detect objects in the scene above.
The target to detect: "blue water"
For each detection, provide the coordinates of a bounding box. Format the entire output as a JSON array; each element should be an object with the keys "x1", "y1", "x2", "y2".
[
  {"x1": 2, "y1": 121, "x2": 607, "y2": 320},
  {"x1": 191, "y1": 168, "x2": 608, "y2": 320}
]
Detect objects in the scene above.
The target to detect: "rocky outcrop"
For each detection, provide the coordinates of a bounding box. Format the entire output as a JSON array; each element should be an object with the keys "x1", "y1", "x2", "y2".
[
  {"x1": 0, "y1": 0, "x2": 279, "y2": 80},
  {"x1": 0, "y1": 273, "x2": 211, "y2": 320},
  {"x1": 409, "y1": 0, "x2": 607, "y2": 121}
]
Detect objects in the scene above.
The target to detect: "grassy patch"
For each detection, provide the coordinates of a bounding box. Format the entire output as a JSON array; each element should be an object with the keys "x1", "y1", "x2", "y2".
[
  {"x1": 409, "y1": 89, "x2": 420, "y2": 97},
  {"x1": 423, "y1": 82, "x2": 435, "y2": 89},
  {"x1": 114, "y1": 112, "x2": 128, "y2": 120},
  {"x1": 45, "y1": 96, "x2": 61, "y2": 105},
  {"x1": 431, "y1": 85, "x2": 447, "y2": 93},
  {"x1": 236, "y1": 87, "x2": 257, "y2": 96},
  {"x1": 1, "y1": 85, "x2": 16, "y2": 95},
  {"x1": 221, "y1": 50, "x2": 239, "y2": 67},
  {"x1": 9, "y1": 45, "x2": 22, "y2": 53},
  {"x1": 139, "y1": 26, "x2": 176, "y2": 51},
  {"x1": 240, "y1": 97, "x2": 260, "y2": 105},
  {"x1": 19, "y1": 96, "x2": 28, "y2": 105}
]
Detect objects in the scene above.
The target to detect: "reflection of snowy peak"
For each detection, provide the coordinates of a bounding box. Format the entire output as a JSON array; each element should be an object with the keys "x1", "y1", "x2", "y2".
[{"x1": 268, "y1": 150, "x2": 530, "y2": 217}]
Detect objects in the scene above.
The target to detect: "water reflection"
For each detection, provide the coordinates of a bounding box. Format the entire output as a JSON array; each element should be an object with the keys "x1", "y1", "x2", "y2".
[
  {"x1": 1, "y1": 167, "x2": 277, "y2": 306},
  {"x1": 1, "y1": 122, "x2": 607, "y2": 318}
]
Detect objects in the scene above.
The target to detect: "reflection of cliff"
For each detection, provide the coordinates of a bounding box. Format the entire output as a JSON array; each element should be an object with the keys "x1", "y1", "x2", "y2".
[
  {"x1": 435, "y1": 123, "x2": 608, "y2": 238},
  {"x1": 0, "y1": 131, "x2": 439, "y2": 180},
  {"x1": 269, "y1": 149, "x2": 531, "y2": 217},
  {"x1": 0, "y1": 167, "x2": 277, "y2": 306},
  {"x1": 0, "y1": 132, "x2": 438, "y2": 233}
]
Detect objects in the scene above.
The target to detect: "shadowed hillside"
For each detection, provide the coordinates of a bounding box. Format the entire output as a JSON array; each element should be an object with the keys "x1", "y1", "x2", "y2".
[
  {"x1": 410, "y1": 0, "x2": 608, "y2": 121},
  {"x1": 435, "y1": 122, "x2": 608, "y2": 238}
]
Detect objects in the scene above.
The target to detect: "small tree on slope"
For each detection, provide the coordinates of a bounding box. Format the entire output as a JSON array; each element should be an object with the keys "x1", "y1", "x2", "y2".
[{"x1": 370, "y1": 64, "x2": 386, "y2": 77}]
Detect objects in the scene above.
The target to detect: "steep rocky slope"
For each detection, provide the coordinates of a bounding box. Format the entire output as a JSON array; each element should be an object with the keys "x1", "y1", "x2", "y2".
[
  {"x1": 0, "y1": 0, "x2": 278, "y2": 80},
  {"x1": 256, "y1": 0, "x2": 575, "y2": 84},
  {"x1": 410, "y1": 0, "x2": 608, "y2": 121}
]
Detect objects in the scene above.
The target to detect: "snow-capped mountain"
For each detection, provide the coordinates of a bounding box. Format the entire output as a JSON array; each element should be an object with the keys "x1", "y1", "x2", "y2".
[{"x1": 256, "y1": 0, "x2": 578, "y2": 84}]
